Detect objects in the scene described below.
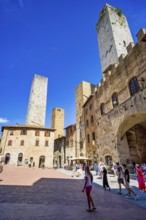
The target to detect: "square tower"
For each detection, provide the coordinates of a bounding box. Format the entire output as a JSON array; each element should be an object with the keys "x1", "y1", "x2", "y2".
[
  {"x1": 51, "y1": 108, "x2": 64, "y2": 139},
  {"x1": 26, "y1": 74, "x2": 48, "y2": 127},
  {"x1": 76, "y1": 81, "x2": 95, "y2": 157},
  {"x1": 96, "y1": 4, "x2": 134, "y2": 74}
]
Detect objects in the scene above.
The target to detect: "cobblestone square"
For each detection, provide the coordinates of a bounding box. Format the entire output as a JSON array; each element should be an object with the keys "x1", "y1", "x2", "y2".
[{"x1": 0, "y1": 166, "x2": 146, "y2": 220}]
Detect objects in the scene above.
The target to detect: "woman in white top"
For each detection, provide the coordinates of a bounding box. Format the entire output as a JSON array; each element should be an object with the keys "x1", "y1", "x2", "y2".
[{"x1": 82, "y1": 166, "x2": 96, "y2": 212}]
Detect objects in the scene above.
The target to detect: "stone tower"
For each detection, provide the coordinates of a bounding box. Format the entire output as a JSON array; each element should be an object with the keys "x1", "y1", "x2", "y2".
[
  {"x1": 51, "y1": 108, "x2": 64, "y2": 139},
  {"x1": 96, "y1": 4, "x2": 134, "y2": 74},
  {"x1": 76, "y1": 81, "x2": 95, "y2": 157},
  {"x1": 26, "y1": 74, "x2": 48, "y2": 127}
]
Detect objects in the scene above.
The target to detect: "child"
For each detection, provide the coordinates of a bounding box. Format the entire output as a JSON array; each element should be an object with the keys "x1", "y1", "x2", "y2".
[{"x1": 82, "y1": 166, "x2": 96, "y2": 212}]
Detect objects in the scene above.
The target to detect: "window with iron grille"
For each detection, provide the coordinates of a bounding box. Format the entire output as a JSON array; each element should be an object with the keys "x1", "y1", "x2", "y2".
[{"x1": 129, "y1": 77, "x2": 139, "y2": 96}]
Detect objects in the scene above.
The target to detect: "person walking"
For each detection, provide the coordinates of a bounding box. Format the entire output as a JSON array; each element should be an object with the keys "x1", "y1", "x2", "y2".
[
  {"x1": 116, "y1": 162, "x2": 124, "y2": 194},
  {"x1": 82, "y1": 166, "x2": 96, "y2": 212},
  {"x1": 103, "y1": 166, "x2": 110, "y2": 191},
  {"x1": 112, "y1": 162, "x2": 117, "y2": 177},
  {"x1": 122, "y1": 164, "x2": 138, "y2": 200},
  {"x1": 94, "y1": 163, "x2": 98, "y2": 175},
  {"x1": 136, "y1": 165, "x2": 146, "y2": 192}
]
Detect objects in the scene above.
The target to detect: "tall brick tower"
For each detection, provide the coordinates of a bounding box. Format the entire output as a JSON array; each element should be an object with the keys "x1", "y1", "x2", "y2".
[
  {"x1": 26, "y1": 74, "x2": 48, "y2": 127},
  {"x1": 76, "y1": 81, "x2": 95, "y2": 157},
  {"x1": 51, "y1": 108, "x2": 64, "y2": 139},
  {"x1": 96, "y1": 4, "x2": 134, "y2": 74}
]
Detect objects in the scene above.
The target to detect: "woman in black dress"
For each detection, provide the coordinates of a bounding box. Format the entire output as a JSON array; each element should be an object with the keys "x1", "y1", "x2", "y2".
[{"x1": 103, "y1": 167, "x2": 110, "y2": 191}]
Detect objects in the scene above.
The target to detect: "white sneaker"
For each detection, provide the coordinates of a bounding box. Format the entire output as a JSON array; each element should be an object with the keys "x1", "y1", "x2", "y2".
[
  {"x1": 135, "y1": 195, "x2": 139, "y2": 200},
  {"x1": 126, "y1": 195, "x2": 131, "y2": 199}
]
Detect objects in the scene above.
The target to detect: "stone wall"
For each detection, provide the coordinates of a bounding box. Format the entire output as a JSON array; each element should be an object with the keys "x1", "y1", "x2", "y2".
[
  {"x1": 79, "y1": 30, "x2": 146, "y2": 164},
  {"x1": 0, "y1": 126, "x2": 55, "y2": 168}
]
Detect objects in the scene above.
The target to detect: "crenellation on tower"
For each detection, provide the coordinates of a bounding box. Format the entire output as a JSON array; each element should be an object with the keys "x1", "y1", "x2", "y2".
[{"x1": 96, "y1": 4, "x2": 134, "y2": 74}]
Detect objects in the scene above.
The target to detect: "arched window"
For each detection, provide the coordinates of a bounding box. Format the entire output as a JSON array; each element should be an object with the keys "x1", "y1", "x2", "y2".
[
  {"x1": 21, "y1": 130, "x2": 27, "y2": 135},
  {"x1": 35, "y1": 131, "x2": 40, "y2": 136},
  {"x1": 35, "y1": 139, "x2": 39, "y2": 146},
  {"x1": 112, "y1": 93, "x2": 118, "y2": 107},
  {"x1": 8, "y1": 140, "x2": 12, "y2": 146},
  {"x1": 92, "y1": 132, "x2": 95, "y2": 141},
  {"x1": 129, "y1": 77, "x2": 139, "y2": 96},
  {"x1": 10, "y1": 131, "x2": 14, "y2": 135},
  {"x1": 91, "y1": 115, "x2": 94, "y2": 123},
  {"x1": 20, "y1": 140, "x2": 24, "y2": 146},
  {"x1": 45, "y1": 131, "x2": 50, "y2": 137},
  {"x1": 100, "y1": 103, "x2": 105, "y2": 115}
]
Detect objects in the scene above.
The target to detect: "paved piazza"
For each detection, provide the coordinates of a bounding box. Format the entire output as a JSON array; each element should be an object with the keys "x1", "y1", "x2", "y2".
[{"x1": 0, "y1": 166, "x2": 146, "y2": 220}]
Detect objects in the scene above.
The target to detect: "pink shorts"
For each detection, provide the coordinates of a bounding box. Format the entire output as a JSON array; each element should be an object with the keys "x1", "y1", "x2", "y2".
[{"x1": 86, "y1": 185, "x2": 92, "y2": 193}]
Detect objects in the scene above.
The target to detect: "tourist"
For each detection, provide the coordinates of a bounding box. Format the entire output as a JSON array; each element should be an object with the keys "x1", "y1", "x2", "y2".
[
  {"x1": 78, "y1": 164, "x2": 83, "y2": 176},
  {"x1": 82, "y1": 166, "x2": 96, "y2": 212},
  {"x1": 136, "y1": 164, "x2": 146, "y2": 192},
  {"x1": 112, "y1": 162, "x2": 117, "y2": 177},
  {"x1": 99, "y1": 162, "x2": 104, "y2": 178},
  {"x1": 132, "y1": 160, "x2": 136, "y2": 172},
  {"x1": 72, "y1": 161, "x2": 76, "y2": 177},
  {"x1": 141, "y1": 164, "x2": 146, "y2": 176},
  {"x1": 103, "y1": 166, "x2": 110, "y2": 191},
  {"x1": 122, "y1": 164, "x2": 138, "y2": 200},
  {"x1": 94, "y1": 163, "x2": 98, "y2": 175},
  {"x1": 116, "y1": 162, "x2": 124, "y2": 194}
]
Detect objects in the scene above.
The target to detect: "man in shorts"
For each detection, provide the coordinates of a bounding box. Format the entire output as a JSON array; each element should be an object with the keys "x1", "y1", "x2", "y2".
[
  {"x1": 122, "y1": 164, "x2": 138, "y2": 200},
  {"x1": 116, "y1": 162, "x2": 124, "y2": 194}
]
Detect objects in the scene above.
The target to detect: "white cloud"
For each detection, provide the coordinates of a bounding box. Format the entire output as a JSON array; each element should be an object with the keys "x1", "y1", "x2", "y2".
[{"x1": 0, "y1": 118, "x2": 9, "y2": 123}]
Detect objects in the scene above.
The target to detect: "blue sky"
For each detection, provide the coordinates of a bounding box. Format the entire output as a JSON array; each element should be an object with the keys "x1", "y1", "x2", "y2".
[{"x1": 0, "y1": 0, "x2": 146, "y2": 128}]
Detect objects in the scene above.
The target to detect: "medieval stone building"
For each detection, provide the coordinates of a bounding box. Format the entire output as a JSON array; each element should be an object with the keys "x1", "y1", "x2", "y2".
[
  {"x1": 65, "y1": 124, "x2": 76, "y2": 164},
  {"x1": 0, "y1": 125, "x2": 55, "y2": 168},
  {"x1": 0, "y1": 74, "x2": 55, "y2": 168},
  {"x1": 76, "y1": 4, "x2": 146, "y2": 164}
]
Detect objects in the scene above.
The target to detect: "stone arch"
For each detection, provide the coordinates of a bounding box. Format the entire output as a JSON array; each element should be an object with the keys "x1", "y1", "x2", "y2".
[
  {"x1": 39, "y1": 155, "x2": 45, "y2": 168},
  {"x1": 116, "y1": 112, "x2": 146, "y2": 163},
  {"x1": 17, "y1": 153, "x2": 23, "y2": 166},
  {"x1": 105, "y1": 155, "x2": 113, "y2": 165},
  {"x1": 5, "y1": 153, "x2": 10, "y2": 164},
  {"x1": 117, "y1": 113, "x2": 146, "y2": 141}
]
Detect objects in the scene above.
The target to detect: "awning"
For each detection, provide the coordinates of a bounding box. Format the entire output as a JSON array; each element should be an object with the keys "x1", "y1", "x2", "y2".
[{"x1": 70, "y1": 157, "x2": 90, "y2": 161}]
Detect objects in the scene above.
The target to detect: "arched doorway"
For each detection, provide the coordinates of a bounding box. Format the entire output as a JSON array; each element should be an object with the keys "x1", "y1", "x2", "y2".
[
  {"x1": 117, "y1": 113, "x2": 146, "y2": 163},
  {"x1": 17, "y1": 153, "x2": 23, "y2": 166},
  {"x1": 105, "y1": 155, "x2": 112, "y2": 165},
  {"x1": 5, "y1": 153, "x2": 10, "y2": 164},
  {"x1": 39, "y1": 155, "x2": 45, "y2": 168}
]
